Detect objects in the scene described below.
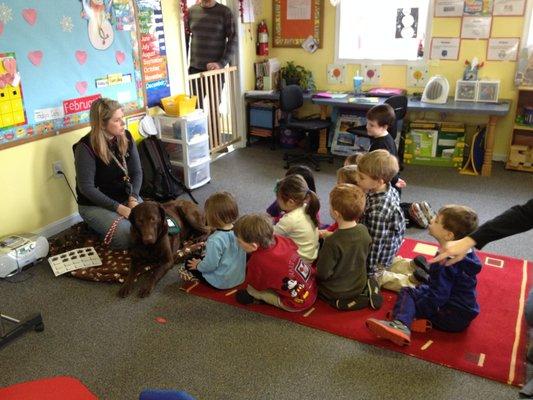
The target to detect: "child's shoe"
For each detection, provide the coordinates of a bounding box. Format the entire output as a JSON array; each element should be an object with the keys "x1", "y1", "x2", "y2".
[
  {"x1": 413, "y1": 255, "x2": 430, "y2": 272},
  {"x1": 366, "y1": 276, "x2": 383, "y2": 310},
  {"x1": 176, "y1": 264, "x2": 198, "y2": 282},
  {"x1": 409, "y1": 203, "x2": 429, "y2": 228},
  {"x1": 419, "y1": 201, "x2": 436, "y2": 224},
  {"x1": 236, "y1": 289, "x2": 260, "y2": 305},
  {"x1": 412, "y1": 267, "x2": 430, "y2": 284},
  {"x1": 366, "y1": 318, "x2": 411, "y2": 346}
]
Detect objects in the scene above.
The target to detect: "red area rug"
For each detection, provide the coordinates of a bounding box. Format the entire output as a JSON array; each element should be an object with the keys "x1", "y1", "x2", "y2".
[
  {"x1": 0, "y1": 376, "x2": 98, "y2": 399},
  {"x1": 183, "y1": 238, "x2": 532, "y2": 386}
]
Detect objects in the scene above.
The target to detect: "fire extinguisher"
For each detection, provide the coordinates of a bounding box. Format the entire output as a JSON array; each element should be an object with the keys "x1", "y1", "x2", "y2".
[{"x1": 256, "y1": 20, "x2": 269, "y2": 56}]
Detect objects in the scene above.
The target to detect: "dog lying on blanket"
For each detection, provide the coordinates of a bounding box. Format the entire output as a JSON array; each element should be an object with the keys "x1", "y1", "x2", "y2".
[{"x1": 118, "y1": 199, "x2": 209, "y2": 298}]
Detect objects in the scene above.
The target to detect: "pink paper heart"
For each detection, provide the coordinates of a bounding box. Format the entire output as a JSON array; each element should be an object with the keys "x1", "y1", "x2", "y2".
[
  {"x1": 115, "y1": 51, "x2": 125, "y2": 65},
  {"x1": 22, "y1": 9, "x2": 37, "y2": 26},
  {"x1": 76, "y1": 81, "x2": 88, "y2": 95},
  {"x1": 3, "y1": 58, "x2": 16, "y2": 75},
  {"x1": 0, "y1": 22, "x2": 4, "y2": 36},
  {"x1": 28, "y1": 51, "x2": 43, "y2": 66},
  {"x1": 75, "y1": 51, "x2": 87, "y2": 65}
]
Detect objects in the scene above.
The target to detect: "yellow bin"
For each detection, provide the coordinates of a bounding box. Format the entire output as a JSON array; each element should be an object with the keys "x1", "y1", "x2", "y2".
[{"x1": 161, "y1": 94, "x2": 197, "y2": 116}]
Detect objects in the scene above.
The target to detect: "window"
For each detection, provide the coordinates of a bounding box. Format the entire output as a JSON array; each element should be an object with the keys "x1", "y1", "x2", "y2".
[{"x1": 335, "y1": 0, "x2": 431, "y2": 63}]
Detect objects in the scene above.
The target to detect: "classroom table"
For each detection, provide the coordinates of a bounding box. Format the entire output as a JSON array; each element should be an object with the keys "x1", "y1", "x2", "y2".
[{"x1": 244, "y1": 91, "x2": 511, "y2": 177}]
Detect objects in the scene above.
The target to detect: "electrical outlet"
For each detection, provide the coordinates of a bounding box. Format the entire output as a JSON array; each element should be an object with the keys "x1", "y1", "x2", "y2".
[{"x1": 52, "y1": 161, "x2": 63, "y2": 178}]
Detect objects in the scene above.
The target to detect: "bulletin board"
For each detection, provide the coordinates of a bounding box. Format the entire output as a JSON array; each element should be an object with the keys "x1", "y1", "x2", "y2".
[
  {"x1": 273, "y1": 0, "x2": 324, "y2": 48},
  {"x1": 0, "y1": 0, "x2": 170, "y2": 150}
]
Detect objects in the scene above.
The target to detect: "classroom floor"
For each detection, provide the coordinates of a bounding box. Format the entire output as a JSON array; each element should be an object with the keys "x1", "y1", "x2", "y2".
[{"x1": 1, "y1": 143, "x2": 532, "y2": 400}]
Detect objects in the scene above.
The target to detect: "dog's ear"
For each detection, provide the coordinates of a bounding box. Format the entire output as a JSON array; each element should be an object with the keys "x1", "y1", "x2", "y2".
[
  {"x1": 129, "y1": 204, "x2": 140, "y2": 241},
  {"x1": 158, "y1": 204, "x2": 169, "y2": 238}
]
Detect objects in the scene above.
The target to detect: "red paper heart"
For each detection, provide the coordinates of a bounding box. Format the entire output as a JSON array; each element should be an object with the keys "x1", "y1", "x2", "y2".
[
  {"x1": 22, "y1": 8, "x2": 37, "y2": 26},
  {"x1": 75, "y1": 51, "x2": 87, "y2": 65},
  {"x1": 28, "y1": 51, "x2": 43, "y2": 66},
  {"x1": 0, "y1": 22, "x2": 4, "y2": 36},
  {"x1": 3, "y1": 58, "x2": 16, "y2": 75},
  {"x1": 76, "y1": 81, "x2": 88, "y2": 95},
  {"x1": 115, "y1": 51, "x2": 125, "y2": 64}
]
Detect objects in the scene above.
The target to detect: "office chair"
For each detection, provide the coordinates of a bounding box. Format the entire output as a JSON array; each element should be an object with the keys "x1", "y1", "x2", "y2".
[{"x1": 280, "y1": 85, "x2": 334, "y2": 171}]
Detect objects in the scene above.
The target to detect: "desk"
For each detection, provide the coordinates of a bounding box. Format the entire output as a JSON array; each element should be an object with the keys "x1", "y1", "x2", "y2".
[{"x1": 245, "y1": 92, "x2": 511, "y2": 176}]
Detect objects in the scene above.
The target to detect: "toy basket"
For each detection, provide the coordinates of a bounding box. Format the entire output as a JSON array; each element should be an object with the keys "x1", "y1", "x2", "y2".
[{"x1": 161, "y1": 94, "x2": 197, "y2": 116}]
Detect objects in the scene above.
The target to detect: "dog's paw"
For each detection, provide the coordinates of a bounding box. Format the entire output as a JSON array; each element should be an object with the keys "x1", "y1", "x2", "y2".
[
  {"x1": 138, "y1": 283, "x2": 153, "y2": 298},
  {"x1": 118, "y1": 284, "x2": 132, "y2": 298}
]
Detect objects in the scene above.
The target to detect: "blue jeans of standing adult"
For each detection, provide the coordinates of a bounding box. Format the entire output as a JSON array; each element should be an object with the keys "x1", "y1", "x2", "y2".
[{"x1": 78, "y1": 201, "x2": 142, "y2": 249}]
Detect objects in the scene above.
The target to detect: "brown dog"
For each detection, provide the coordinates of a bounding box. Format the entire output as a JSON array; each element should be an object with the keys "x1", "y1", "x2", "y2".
[{"x1": 118, "y1": 199, "x2": 209, "y2": 298}]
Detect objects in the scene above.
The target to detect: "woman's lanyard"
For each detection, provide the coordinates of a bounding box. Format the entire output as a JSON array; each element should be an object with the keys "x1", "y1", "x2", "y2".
[{"x1": 109, "y1": 148, "x2": 133, "y2": 196}]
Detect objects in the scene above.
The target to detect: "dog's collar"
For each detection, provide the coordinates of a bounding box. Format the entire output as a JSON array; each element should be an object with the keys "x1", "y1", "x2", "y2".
[{"x1": 166, "y1": 216, "x2": 181, "y2": 236}]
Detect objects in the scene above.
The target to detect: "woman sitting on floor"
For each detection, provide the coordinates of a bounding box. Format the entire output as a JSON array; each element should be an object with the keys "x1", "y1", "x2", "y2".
[{"x1": 74, "y1": 98, "x2": 142, "y2": 249}]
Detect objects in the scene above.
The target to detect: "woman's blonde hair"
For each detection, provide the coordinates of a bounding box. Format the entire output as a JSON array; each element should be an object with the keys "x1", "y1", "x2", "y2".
[
  {"x1": 204, "y1": 192, "x2": 239, "y2": 228},
  {"x1": 276, "y1": 174, "x2": 320, "y2": 227},
  {"x1": 89, "y1": 98, "x2": 127, "y2": 164}
]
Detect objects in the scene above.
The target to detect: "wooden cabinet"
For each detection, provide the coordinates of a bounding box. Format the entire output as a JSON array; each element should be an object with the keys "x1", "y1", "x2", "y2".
[{"x1": 507, "y1": 87, "x2": 533, "y2": 172}]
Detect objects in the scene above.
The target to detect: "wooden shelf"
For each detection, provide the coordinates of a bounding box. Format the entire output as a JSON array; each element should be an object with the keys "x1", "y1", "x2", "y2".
[
  {"x1": 513, "y1": 124, "x2": 533, "y2": 131},
  {"x1": 518, "y1": 86, "x2": 533, "y2": 91}
]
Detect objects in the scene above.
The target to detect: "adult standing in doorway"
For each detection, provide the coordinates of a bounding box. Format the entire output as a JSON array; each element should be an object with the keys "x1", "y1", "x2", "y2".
[
  {"x1": 185, "y1": 0, "x2": 237, "y2": 75},
  {"x1": 432, "y1": 198, "x2": 533, "y2": 398}
]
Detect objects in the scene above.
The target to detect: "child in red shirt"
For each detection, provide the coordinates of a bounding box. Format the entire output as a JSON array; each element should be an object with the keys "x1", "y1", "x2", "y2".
[{"x1": 234, "y1": 213, "x2": 317, "y2": 312}]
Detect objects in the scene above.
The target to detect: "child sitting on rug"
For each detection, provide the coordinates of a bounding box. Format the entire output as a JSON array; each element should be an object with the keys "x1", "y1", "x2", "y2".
[
  {"x1": 366, "y1": 205, "x2": 481, "y2": 346},
  {"x1": 273, "y1": 174, "x2": 320, "y2": 265},
  {"x1": 266, "y1": 165, "x2": 317, "y2": 224},
  {"x1": 319, "y1": 165, "x2": 358, "y2": 239},
  {"x1": 186, "y1": 192, "x2": 246, "y2": 289},
  {"x1": 316, "y1": 184, "x2": 382, "y2": 311},
  {"x1": 234, "y1": 213, "x2": 317, "y2": 312},
  {"x1": 356, "y1": 150, "x2": 406, "y2": 278}
]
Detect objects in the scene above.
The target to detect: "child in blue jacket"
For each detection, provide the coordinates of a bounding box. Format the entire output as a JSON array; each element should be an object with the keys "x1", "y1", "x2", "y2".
[{"x1": 366, "y1": 205, "x2": 481, "y2": 346}]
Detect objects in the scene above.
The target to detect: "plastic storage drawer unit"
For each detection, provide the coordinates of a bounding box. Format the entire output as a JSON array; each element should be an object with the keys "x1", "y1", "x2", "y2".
[
  {"x1": 174, "y1": 160, "x2": 211, "y2": 189},
  {"x1": 162, "y1": 138, "x2": 210, "y2": 165},
  {"x1": 156, "y1": 110, "x2": 207, "y2": 143}
]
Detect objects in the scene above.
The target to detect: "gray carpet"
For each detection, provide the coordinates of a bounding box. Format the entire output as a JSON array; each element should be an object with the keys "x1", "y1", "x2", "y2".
[{"x1": 1, "y1": 143, "x2": 532, "y2": 400}]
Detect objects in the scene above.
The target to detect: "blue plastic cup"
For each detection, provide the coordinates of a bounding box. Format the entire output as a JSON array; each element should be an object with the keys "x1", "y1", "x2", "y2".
[{"x1": 353, "y1": 76, "x2": 364, "y2": 95}]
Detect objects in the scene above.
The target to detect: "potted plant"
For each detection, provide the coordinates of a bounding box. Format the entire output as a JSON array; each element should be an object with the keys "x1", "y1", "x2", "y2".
[{"x1": 281, "y1": 62, "x2": 316, "y2": 91}]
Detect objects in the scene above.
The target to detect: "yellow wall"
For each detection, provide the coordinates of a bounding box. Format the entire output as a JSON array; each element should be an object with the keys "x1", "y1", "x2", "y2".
[
  {"x1": 249, "y1": 1, "x2": 523, "y2": 158},
  {"x1": 0, "y1": 0, "x2": 183, "y2": 238}
]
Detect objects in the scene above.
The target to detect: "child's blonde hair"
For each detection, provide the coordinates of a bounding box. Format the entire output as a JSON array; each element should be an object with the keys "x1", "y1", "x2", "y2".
[
  {"x1": 344, "y1": 154, "x2": 359, "y2": 166},
  {"x1": 438, "y1": 205, "x2": 479, "y2": 240},
  {"x1": 357, "y1": 149, "x2": 398, "y2": 183},
  {"x1": 337, "y1": 165, "x2": 358, "y2": 185},
  {"x1": 276, "y1": 174, "x2": 320, "y2": 227},
  {"x1": 204, "y1": 192, "x2": 239, "y2": 228},
  {"x1": 234, "y1": 213, "x2": 274, "y2": 248},
  {"x1": 330, "y1": 184, "x2": 366, "y2": 221}
]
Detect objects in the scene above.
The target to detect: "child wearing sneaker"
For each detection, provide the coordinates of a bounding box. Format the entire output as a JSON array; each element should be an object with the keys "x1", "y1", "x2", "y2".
[
  {"x1": 234, "y1": 213, "x2": 317, "y2": 312},
  {"x1": 186, "y1": 192, "x2": 246, "y2": 289},
  {"x1": 366, "y1": 205, "x2": 482, "y2": 346},
  {"x1": 366, "y1": 104, "x2": 406, "y2": 191},
  {"x1": 356, "y1": 150, "x2": 406, "y2": 277},
  {"x1": 316, "y1": 184, "x2": 382, "y2": 311}
]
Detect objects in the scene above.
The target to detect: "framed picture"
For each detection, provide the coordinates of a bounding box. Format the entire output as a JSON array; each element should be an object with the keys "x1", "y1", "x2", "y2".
[
  {"x1": 476, "y1": 80, "x2": 500, "y2": 102},
  {"x1": 455, "y1": 80, "x2": 478, "y2": 101},
  {"x1": 273, "y1": 0, "x2": 324, "y2": 48}
]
